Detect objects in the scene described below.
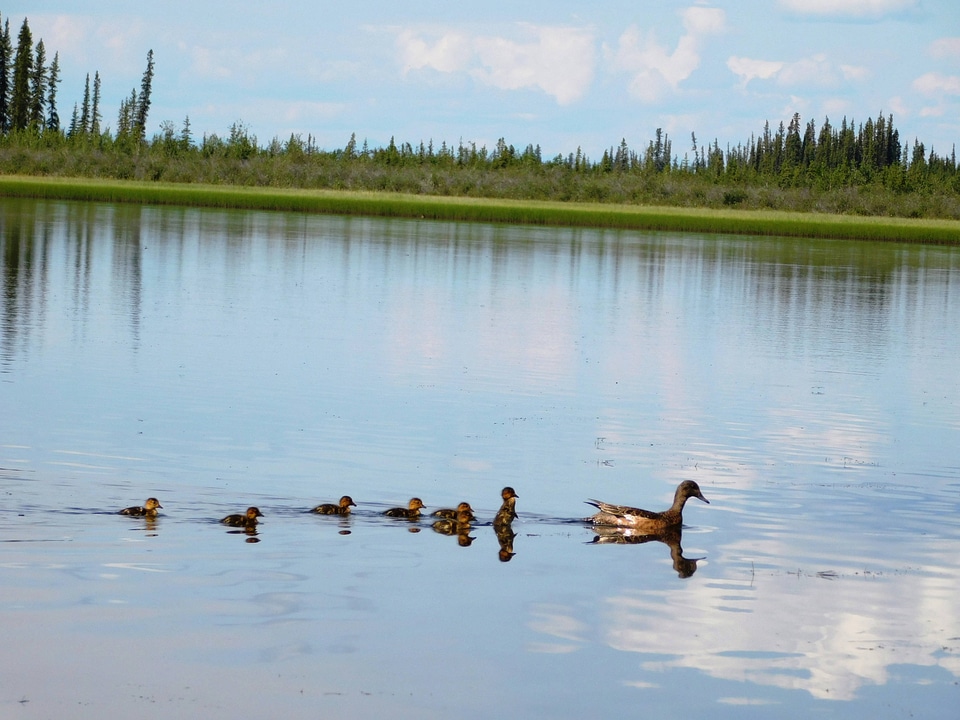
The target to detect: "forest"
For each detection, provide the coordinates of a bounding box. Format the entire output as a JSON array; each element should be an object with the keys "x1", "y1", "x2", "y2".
[{"x1": 1, "y1": 14, "x2": 959, "y2": 220}]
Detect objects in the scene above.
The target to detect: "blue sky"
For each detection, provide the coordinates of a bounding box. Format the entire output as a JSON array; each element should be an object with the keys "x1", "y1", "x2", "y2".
[{"x1": 12, "y1": 0, "x2": 960, "y2": 159}]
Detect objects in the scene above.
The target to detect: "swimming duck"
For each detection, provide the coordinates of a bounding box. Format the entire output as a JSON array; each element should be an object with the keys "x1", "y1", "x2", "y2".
[
  {"x1": 431, "y1": 509, "x2": 474, "y2": 535},
  {"x1": 493, "y1": 486, "x2": 518, "y2": 529},
  {"x1": 586, "y1": 480, "x2": 709, "y2": 532},
  {"x1": 431, "y1": 502, "x2": 476, "y2": 521},
  {"x1": 119, "y1": 497, "x2": 163, "y2": 518},
  {"x1": 221, "y1": 506, "x2": 264, "y2": 527},
  {"x1": 311, "y1": 495, "x2": 356, "y2": 515},
  {"x1": 383, "y1": 497, "x2": 425, "y2": 519}
]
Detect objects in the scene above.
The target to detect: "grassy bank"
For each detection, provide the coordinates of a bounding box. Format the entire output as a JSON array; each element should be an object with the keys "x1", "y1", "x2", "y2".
[{"x1": 1, "y1": 174, "x2": 958, "y2": 244}]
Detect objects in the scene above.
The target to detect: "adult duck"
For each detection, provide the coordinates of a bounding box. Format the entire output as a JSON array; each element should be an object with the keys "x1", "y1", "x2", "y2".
[
  {"x1": 119, "y1": 497, "x2": 163, "y2": 518},
  {"x1": 311, "y1": 495, "x2": 356, "y2": 515},
  {"x1": 383, "y1": 498, "x2": 425, "y2": 519},
  {"x1": 587, "y1": 480, "x2": 709, "y2": 532},
  {"x1": 221, "y1": 506, "x2": 264, "y2": 528}
]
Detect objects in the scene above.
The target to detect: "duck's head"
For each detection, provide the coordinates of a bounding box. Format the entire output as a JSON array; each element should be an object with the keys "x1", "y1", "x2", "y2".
[
  {"x1": 144, "y1": 498, "x2": 163, "y2": 510},
  {"x1": 340, "y1": 496, "x2": 357, "y2": 508},
  {"x1": 676, "y1": 481, "x2": 709, "y2": 505},
  {"x1": 246, "y1": 506, "x2": 264, "y2": 519},
  {"x1": 455, "y1": 510, "x2": 473, "y2": 524},
  {"x1": 501, "y1": 487, "x2": 518, "y2": 500},
  {"x1": 456, "y1": 502, "x2": 473, "y2": 513},
  {"x1": 408, "y1": 498, "x2": 425, "y2": 511}
]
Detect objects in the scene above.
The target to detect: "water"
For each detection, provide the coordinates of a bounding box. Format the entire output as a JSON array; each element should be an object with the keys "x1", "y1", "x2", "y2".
[{"x1": 2, "y1": 198, "x2": 959, "y2": 718}]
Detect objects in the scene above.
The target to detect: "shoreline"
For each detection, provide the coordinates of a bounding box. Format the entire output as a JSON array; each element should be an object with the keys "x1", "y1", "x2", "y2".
[{"x1": 1, "y1": 174, "x2": 958, "y2": 244}]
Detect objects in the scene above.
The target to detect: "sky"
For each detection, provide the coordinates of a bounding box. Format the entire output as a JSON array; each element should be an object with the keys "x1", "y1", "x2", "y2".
[{"x1": 10, "y1": 0, "x2": 960, "y2": 160}]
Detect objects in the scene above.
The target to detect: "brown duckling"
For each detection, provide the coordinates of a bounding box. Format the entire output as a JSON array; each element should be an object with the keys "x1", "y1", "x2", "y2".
[
  {"x1": 431, "y1": 501, "x2": 475, "y2": 521},
  {"x1": 431, "y1": 509, "x2": 474, "y2": 535},
  {"x1": 586, "y1": 480, "x2": 709, "y2": 532},
  {"x1": 311, "y1": 495, "x2": 356, "y2": 515},
  {"x1": 493, "y1": 486, "x2": 518, "y2": 528},
  {"x1": 221, "y1": 506, "x2": 264, "y2": 527},
  {"x1": 119, "y1": 497, "x2": 163, "y2": 518},
  {"x1": 383, "y1": 497, "x2": 425, "y2": 519}
]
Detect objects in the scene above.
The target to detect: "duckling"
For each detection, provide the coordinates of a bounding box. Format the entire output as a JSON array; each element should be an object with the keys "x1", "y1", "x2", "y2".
[
  {"x1": 431, "y1": 501, "x2": 476, "y2": 521},
  {"x1": 431, "y1": 509, "x2": 474, "y2": 535},
  {"x1": 119, "y1": 497, "x2": 163, "y2": 518},
  {"x1": 311, "y1": 495, "x2": 356, "y2": 515},
  {"x1": 221, "y1": 506, "x2": 264, "y2": 527},
  {"x1": 383, "y1": 497, "x2": 425, "y2": 519},
  {"x1": 586, "y1": 480, "x2": 709, "y2": 532},
  {"x1": 493, "y1": 486, "x2": 518, "y2": 529}
]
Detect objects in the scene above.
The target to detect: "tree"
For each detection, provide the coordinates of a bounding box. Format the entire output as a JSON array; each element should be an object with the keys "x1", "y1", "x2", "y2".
[
  {"x1": 91, "y1": 71, "x2": 101, "y2": 135},
  {"x1": 29, "y1": 38, "x2": 46, "y2": 129},
  {"x1": 79, "y1": 74, "x2": 90, "y2": 134},
  {"x1": 133, "y1": 49, "x2": 154, "y2": 141},
  {"x1": 0, "y1": 19, "x2": 12, "y2": 134},
  {"x1": 10, "y1": 18, "x2": 32, "y2": 131},
  {"x1": 46, "y1": 51, "x2": 60, "y2": 131}
]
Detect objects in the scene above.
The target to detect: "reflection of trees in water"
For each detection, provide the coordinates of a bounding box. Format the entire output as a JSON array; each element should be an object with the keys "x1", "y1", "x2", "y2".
[{"x1": 0, "y1": 200, "x2": 145, "y2": 365}]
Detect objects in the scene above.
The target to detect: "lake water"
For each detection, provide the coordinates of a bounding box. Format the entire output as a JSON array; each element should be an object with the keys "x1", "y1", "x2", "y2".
[{"x1": 2, "y1": 198, "x2": 959, "y2": 719}]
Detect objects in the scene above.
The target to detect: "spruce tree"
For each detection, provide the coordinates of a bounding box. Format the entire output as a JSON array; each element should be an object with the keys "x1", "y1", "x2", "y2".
[
  {"x1": 0, "y1": 19, "x2": 11, "y2": 134},
  {"x1": 10, "y1": 18, "x2": 32, "y2": 131},
  {"x1": 134, "y1": 49, "x2": 154, "y2": 141},
  {"x1": 46, "y1": 51, "x2": 60, "y2": 132},
  {"x1": 29, "y1": 38, "x2": 47, "y2": 129},
  {"x1": 91, "y1": 71, "x2": 101, "y2": 135},
  {"x1": 79, "y1": 73, "x2": 90, "y2": 134}
]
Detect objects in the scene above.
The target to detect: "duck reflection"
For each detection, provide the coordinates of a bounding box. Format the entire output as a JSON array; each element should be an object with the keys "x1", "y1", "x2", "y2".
[
  {"x1": 589, "y1": 525, "x2": 701, "y2": 578},
  {"x1": 431, "y1": 510, "x2": 475, "y2": 546}
]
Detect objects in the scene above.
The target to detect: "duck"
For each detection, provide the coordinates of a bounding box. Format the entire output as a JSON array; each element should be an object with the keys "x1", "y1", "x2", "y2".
[
  {"x1": 221, "y1": 506, "x2": 264, "y2": 527},
  {"x1": 431, "y1": 509, "x2": 474, "y2": 535},
  {"x1": 311, "y1": 495, "x2": 356, "y2": 515},
  {"x1": 383, "y1": 497, "x2": 425, "y2": 519},
  {"x1": 493, "y1": 486, "x2": 518, "y2": 529},
  {"x1": 586, "y1": 480, "x2": 709, "y2": 532},
  {"x1": 119, "y1": 497, "x2": 163, "y2": 518},
  {"x1": 431, "y1": 501, "x2": 475, "y2": 521}
]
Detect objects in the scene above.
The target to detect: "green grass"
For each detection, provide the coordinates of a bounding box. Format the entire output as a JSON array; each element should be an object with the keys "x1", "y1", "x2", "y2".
[{"x1": 2, "y1": 174, "x2": 958, "y2": 244}]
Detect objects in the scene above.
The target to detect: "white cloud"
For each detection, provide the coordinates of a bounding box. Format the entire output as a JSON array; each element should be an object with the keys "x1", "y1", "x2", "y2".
[
  {"x1": 778, "y1": 0, "x2": 918, "y2": 18},
  {"x1": 776, "y1": 53, "x2": 838, "y2": 87},
  {"x1": 612, "y1": 7, "x2": 726, "y2": 103},
  {"x1": 929, "y1": 37, "x2": 960, "y2": 59},
  {"x1": 471, "y1": 26, "x2": 596, "y2": 105},
  {"x1": 728, "y1": 55, "x2": 867, "y2": 89},
  {"x1": 398, "y1": 30, "x2": 473, "y2": 74},
  {"x1": 727, "y1": 57, "x2": 784, "y2": 87},
  {"x1": 396, "y1": 25, "x2": 595, "y2": 105},
  {"x1": 840, "y1": 64, "x2": 870, "y2": 81},
  {"x1": 913, "y1": 72, "x2": 960, "y2": 96}
]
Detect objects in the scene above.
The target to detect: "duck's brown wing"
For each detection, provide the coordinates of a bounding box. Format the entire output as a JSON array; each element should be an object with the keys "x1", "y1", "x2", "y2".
[{"x1": 586, "y1": 500, "x2": 659, "y2": 520}]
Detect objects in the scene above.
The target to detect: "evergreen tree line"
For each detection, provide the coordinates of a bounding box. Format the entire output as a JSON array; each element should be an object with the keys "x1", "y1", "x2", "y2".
[
  {"x1": 0, "y1": 13, "x2": 957, "y2": 218},
  {"x1": 0, "y1": 15, "x2": 153, "y2": 143}
]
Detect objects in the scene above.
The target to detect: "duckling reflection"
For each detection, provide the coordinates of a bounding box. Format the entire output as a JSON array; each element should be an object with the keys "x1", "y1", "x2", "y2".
[
  {"x1": 311, "y1": 495, "x2": 356, "y2": 516},
  {"x1": 589, "y1": 525, "x2": 701, "y2": 578},
  {"x1": 495, "y1": 524, "x2": 516, "y2": 562},
  {"x1": 383, "y1": 497, "x2": 425, "y2": 520},
  {"x1": 431, "y1": 501, "x2": 475, "y2": 521},
  {"x1": 432, "y1": 509, "x2": 475, "y2": 546},
  {"x1": 119, "y1": 497, "x2": 163, "y2": 518}
]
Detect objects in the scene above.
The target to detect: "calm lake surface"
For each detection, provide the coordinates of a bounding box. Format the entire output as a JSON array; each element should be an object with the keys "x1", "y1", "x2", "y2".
[{"x1": 2, "y1": 198, "x2": 959, "y2": 719}]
